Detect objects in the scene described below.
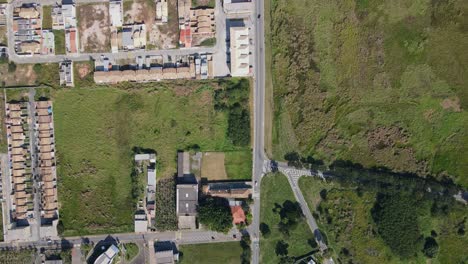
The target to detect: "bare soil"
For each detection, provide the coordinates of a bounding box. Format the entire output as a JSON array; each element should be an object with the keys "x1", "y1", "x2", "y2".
[
  {"x1": 76, "y1": 63, "x2": 91, "y2": 79},
  {"x1": 201, "y1": 152, "x2": 228, "y2": 180},
  {"x1": 441, "y1": 97, "x2": 462, "y2": 112},
  {"x1": 0, "y1": 26, "x2": 7, "y2": 45},
  {"x1": 77, "y1": 4, "x2": 111, "y2": 53},
  {"x1": 0, "y1": 64, "x2": 37, "y2": 86}
]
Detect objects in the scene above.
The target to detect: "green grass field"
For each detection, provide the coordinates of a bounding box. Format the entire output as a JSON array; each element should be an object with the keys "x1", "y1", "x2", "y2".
[
  {"x1": 179, "y1": 242, "x2": 242, "y2": 264},
  {"x1": 224, "y1": 150, "x2": 252, "y2": 180},
  {"x1": 122, "y1": 243, "x2": 139, "y2": 261},
  {"x1": 53, "y1": 30, "x2": 66, "y2": 55},
  {"x1": 42, "y1": 6, "x2": 53, "y2": 29},
  {"x1": 267, "y1": 0, "x2": 468, "y2": 187},
  {"x1": 260, "y1": 173, "x2": 315, "y2": 263},
  {"x1": 53, "y1": 81, "x2": 249, "y2": 235}
]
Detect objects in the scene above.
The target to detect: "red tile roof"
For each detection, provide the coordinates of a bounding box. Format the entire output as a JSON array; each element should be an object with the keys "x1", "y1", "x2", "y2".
[{"x1": 230, "y1": 206, "x2": 246, "y2": 225}]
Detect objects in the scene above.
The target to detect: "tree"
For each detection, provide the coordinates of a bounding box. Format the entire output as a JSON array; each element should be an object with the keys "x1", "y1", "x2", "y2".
[
  {"x1": 372, "y1": 193, "x2": 422, "y2": 258},
  {"x1": 422, "y1": 237, "x2": 439, "y2": 258},
  {"x1": 240, "y1": 234, "x2": 251, "y2": 264},
  {"x1": 198, "y1": 197, "x2": 233, "y2": 233},
  {"x1": 260, "y1": 222, "x2": 271, "y2": 238},
  {"x1": 275, "y1": 240, "x2": 289, "y2": 256}
]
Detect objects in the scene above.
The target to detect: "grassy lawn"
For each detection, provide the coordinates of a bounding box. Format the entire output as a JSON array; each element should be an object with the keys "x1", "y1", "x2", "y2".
[
  {"x1": 260, "y1": 173, "x2": 315, "y2": 263},
  {"x1": 224, "y1": 150, "x2": 252, "y2": 180},
  {"x1": 0, "y1": 26, "x2": 7, "y2": 46},
  {"x1": 268, "y1": 0, "x2": 468, "y2": 187},
  {"x1": 54, "y1": 80, "x2": 249, "y2": 235},
  {"x1": 179, "y1": 242, "x2": 242, "y2": 264},
  {"x1": 53, "y1": 30, "x2": 66, "y2": 55},
  {"x1": 42, "y1": 6, "x2": 53, "y2": 29},
  {"x1": 122, "y1": 243, "x2": 139, "y2": 261}
]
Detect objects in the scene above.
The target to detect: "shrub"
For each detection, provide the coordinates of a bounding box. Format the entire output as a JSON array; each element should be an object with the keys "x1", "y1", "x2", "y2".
[{"x1": 422, "y1": 237, "x2": 439, "y2": 258}]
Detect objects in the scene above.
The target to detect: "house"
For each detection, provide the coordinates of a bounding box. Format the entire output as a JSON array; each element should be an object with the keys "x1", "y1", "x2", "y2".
[
  {"x1": 155, "y1": 0, "x2": 168, "y2": 24},
  {"x1": 155, "y1": 250, "x2": 179, "y2": 264},
  {"x1": 230, "y1": 205, "x2": 246, "y2": 225},
  {"x1": 62, "y1": 1, "x2": 77, "y2": 29},
  {"x1": 94, "y1": 245, "x2": 119, "y2": 264},
  {"x1": 154, "y1": 242, "x2": 179, "y2": 264},
  {"x1": 134, "y1": 211, "x2": 148, "y2": 233},
  {"x1": 223, "y1": 0, "x2": 253, "y2": 16},
  {"x1": 203, "y1": 182, "x2": 252, "y2": 199},
  {"x1": 189, "y1": 8, "x2": 215, "y2": 36},
  {"x1": 230, "y1": 26, "x2": 250, "y2": 76},
  {"x1": 176, "y1": 155, "x2": 198, "y2": 231},
  {"x1": 59, "y1": 60, "x2": 74, "y2": 87},
  {"x1": 177, "y1": 152, "x2": 191, "y2": 178},
  {"x1": 109, "y1": 0, "x2": 123, "y2": 27}
]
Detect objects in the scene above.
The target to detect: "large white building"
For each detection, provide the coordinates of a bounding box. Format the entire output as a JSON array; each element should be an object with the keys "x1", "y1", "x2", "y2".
[{"x1": 229, "y1": 26, "x2": 250, "y2": 76}]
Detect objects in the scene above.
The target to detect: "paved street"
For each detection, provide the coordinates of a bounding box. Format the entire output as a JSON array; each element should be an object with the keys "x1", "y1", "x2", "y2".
[{"x1": 250, "y1": 0, "x2": 266, "y2": 261}]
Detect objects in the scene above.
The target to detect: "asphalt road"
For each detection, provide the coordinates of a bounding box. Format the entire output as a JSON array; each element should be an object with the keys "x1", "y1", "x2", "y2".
[{"x1": 250, "y1": 0, "x2": 266, "y2": 262}]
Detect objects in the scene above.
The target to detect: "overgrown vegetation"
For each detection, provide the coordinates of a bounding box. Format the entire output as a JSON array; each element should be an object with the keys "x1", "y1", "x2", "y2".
[
  {"x1": 198, "y1": 197, "x2": 233, "y2": 233},
  {"x1": 215, "y1": 78, "x2": 251, "y2": 146},
  {"x1": 54, "y1": 80, "x2": 249, "y2": 235},
  {"x1": 0, "y1": 250, "x2": 35, "y2": 264},
  {"x1": 260, "y1": 173, "x2": 316, "y2": 263},
  {"x1": 268, "y1": 0, "x2": 468, "y2": 187},
  {"x1": 33, "y1": 63, "x2": 60, "y2": 87},
  {"x1": 42, "y1": 6, "x2": 53, "y2": 29},
  {"x1": 299, "y1": 176, "x2": 468, "y2": 263},
  {"x1": 154, "y1": 177, "x2": 177, "y2": 231},
  {"x1": 122, "y1": 243, "x2": 139, "y2": 261}
]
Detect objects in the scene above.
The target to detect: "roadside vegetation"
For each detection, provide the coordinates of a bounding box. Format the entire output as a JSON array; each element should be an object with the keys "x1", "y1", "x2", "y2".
[
  {"x1": 260, "y1": 173, "x2": 316, "y2": 263},
  {"x1": 53, "y1": 79, "x2": 251, "y2": 235},
  {"x1": 122, "y1": 243, "x2": 139, "y2": 261},
  {"x1": 267, "y1": 0, "x2": 468, "y2": 187},
  {"x1": 179, "y1": 242, "x2": 243, "y2": 264},
  {"x1": 299, "y1": 175, "x2": 468, "y2": 263},
  {"x1": 0, "y1": 250, "x2": 35, "y2": 264}
]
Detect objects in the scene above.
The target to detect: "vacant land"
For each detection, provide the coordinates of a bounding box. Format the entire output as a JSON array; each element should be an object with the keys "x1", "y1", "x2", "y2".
[
  {"x1": 0, "y1": 63, "x2": 37, "y2": 87},
  {"x1": 0, "y1": 250, "x2": 35, "y2": 264},
  {"x1": 192, "y1": 0, "x2": 215, "y2": 8},
  {"x1": 224, "y1": 150, "x2": 252, "y2": 180},
  {"x1": 268, "y1": 0, "x2": 468, "y2": 187},
  {"x1": 54, "y1": 80, "x2": 249, "y2": 235},
  {"x1": 179, "y1": 242, "x2": 243, "y2": 264},
  {"x1": 73, "y1": 61, "x2": 94, "y2": 88},
  {"x1": 77, "y1": 3, "x2": 110, "y2": 53},
  {"x1": 53, "y1": 30, "x2": 66, "y2": 55},
  {"x1": 260, "y1": 173, "x2": 315, "y2": 263},
  {"x1": 299, "y1": 177, "x2": 468, "y2": 263},
  {"x1": 201, "y1": 152, "x2": 228, "y2": 180},
  {"x1": 0, "y1": 26, "x2": 7, "y2": 45},
  {"x1": 201, "y1": 150, "x2": 251, "y2": 180},
  {"x1": 42, "y1": 5, "x2": 53, "y2": 29},
  {"x1": 123, "y1": 0, "x2": 178, "y2": 49}
]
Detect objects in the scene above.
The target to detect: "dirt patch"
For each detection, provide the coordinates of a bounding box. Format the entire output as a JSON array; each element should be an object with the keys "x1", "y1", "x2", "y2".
[
  {"x1": 201, "y1": 152, "x2": 227, "y2": 180},
  {"x1": 0, "y1": 64, "x2": 37, "y2": 86},
  {"x1": 367, "y1": 126, "x2": 427, "y2": 174},
  {"x1": 441, "y1": 97, "x2": 462, "y2": 112},
  {"x1": 77, "y1": 4, "x2": 111, "y2": 53},
  {"x1": 76, "y1": 63, "x2": 91, "y2": 79},
  {"x1": 0, "y1": 26, "x2": 7, "y2": 45}
]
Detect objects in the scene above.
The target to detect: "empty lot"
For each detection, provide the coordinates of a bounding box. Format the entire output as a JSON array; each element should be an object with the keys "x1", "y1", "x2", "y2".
[
  {"x1": 53, "y1": 80, "x2": 250, "y2": 235},
  {"x1": 77, "y1": 3, "x2": 111, "y2": 53}
]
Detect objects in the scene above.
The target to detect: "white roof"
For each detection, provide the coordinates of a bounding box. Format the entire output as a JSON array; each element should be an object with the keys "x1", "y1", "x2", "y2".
[
  {"x1": 230, "y1": 26, "x2": 250, "y2": 76},
  {"x1": 148, "y1": 168, "x2": 156, "y2": 186},
  {"x1": 94, "y1": 245, "x2": 119, "y2": 264},
  {"x1": 109, "y1": 1, "x2": 123, "y2": 27}
]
